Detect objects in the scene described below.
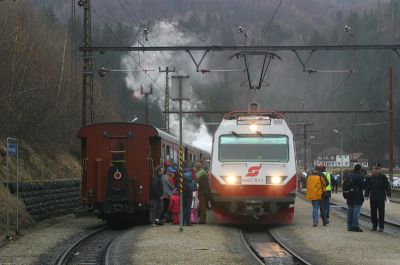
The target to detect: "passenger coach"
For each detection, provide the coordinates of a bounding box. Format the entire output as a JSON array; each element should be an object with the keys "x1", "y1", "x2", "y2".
[
  {"x1": 210, "y1": 111, "x2": 297, "y2": 224},
  {"x1": 78, "y1": 122, "x2": 209, "y2": 225}
]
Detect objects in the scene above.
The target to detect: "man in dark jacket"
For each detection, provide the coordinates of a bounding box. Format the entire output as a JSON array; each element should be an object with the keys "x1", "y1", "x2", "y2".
[
  {"x1": 182, "y1": 168, "x2": 195, "y2": 226},
  {"x1": 149, "y1": 165, "x2": 164, "y2": 226},
  {"x1": 365, "y1": 162, "x2": 391, "y2": 232},
  {"x1": 196, "y1": 162, "x2": 210, "y2": 224},
  {"x1": 346, "y1": 164, "x2": 366, "y2": 232}
]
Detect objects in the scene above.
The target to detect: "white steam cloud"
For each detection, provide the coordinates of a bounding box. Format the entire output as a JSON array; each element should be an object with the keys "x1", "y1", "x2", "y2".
[{"x1": 121, "y1": 21, "x2": 215, "y2": 153}]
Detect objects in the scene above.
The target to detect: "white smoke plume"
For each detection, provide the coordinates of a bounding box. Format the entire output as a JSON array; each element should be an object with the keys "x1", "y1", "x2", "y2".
[{"x1": 121, "y1": 21, "x2": 216, "y2": 153}]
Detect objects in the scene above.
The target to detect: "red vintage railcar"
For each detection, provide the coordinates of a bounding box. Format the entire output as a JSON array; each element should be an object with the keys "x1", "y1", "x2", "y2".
[{"x1": 78, "y1": 122, "x2": 209, "y2": 225}]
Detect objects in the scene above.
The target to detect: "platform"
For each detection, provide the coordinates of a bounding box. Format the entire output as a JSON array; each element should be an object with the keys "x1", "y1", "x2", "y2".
[
  {"x1": 271, "y1": 192, "x2": 400, "y2": 265},
  {"x1": 108, "y1": 194, "x2": 400, "y2": 265}
]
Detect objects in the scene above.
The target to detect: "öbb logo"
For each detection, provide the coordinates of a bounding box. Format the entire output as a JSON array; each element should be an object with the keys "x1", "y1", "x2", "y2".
[{"x1": 246, "y1": 166, "x2": 261, "y2": 177}]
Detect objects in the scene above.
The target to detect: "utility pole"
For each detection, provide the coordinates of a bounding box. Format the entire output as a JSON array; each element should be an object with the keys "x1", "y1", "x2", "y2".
[
  {"x1": 302, "y1": 123, "x2": 314, "y2": 171},
  {"x1": 388, "y1": 67, "x2": 394, "y2": 182},
  {"x1": 141, "y1": 85, "x2": 153, "y2": 125},
  {"x1": 392, "y1": 0, "x2": 400, "y2": 44},
  {"x1": 159, "y1": 67, "x2": 176, "y2": 132},
  {"x1": 171, "y1": 74, "x2": 190, "y2": 232},
  {"x1": 80, "y1": 0, "x2": 93, "y2": 126}
]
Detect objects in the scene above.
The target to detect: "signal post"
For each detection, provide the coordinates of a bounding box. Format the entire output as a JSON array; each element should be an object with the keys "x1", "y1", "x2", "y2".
[{"x1": 171, "y1": 74, "x2": 190, "y2": 232}]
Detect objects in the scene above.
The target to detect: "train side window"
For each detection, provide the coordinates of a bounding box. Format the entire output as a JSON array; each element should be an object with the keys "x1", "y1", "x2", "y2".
[
  {"x1": 173, "y1": 149, "x2": 177, "y2": 163},
  {"x1": 110, "y1": 140, "x2": 125, "y2": 167}
]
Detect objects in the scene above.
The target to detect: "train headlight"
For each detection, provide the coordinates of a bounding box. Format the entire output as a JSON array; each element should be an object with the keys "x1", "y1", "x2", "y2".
[
  {"x1": 221, "y1": 175, "x2": 241, "y2": 184},
  {"x1": 271, "y1": 176, "x2": 282, "y2": 184},
  {"x1": 266, "y1": 176, "x2": 287, "y2": 184},
  {"x1": 250, "y1": 123, "x2": 258, "y2": 132}
]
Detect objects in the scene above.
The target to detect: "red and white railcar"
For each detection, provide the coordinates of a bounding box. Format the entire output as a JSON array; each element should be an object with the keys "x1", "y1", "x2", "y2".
[{"x1": 210, "y1": 111, "x2": 296, "y2": 224}]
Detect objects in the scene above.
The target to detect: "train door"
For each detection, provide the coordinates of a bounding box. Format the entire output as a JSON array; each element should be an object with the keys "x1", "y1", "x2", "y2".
[
  {"x1": 150, "y1": 137, "x2": 162, "y2": 172},
  {"x1": 80, "y1": 138, "x2": 88, "y2": 203},
  {"x1": 184, "y1": 147, "x2": 188, "y2": 163},
  {"x1": 107, "y1": 138, "x2": 129, "y2": 201}
]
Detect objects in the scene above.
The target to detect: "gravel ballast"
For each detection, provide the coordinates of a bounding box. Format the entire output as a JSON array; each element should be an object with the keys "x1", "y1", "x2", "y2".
[
  {"x1": 271, "y1": 194, "x2": 400, "y2": 265},
  {"x1": 0, "y1": 215, "x2": 103, "y2": 265},
  {"x1": 109, "y1": 223, "x2": 258, "y2": 265}
]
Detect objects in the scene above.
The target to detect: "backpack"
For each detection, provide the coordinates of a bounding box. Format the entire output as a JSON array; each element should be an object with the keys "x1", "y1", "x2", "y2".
[
  {"x1": 183, "y1": 171, "x2": 197, "y2": 192},
  {"x1": 342, "y1": 176, "x2": 355, "y2": 199}
]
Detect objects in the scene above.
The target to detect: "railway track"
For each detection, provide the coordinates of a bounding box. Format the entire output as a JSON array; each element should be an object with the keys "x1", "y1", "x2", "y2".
[
  {"x1": 240, "y1": 226, "x2": 313, "y2": 265},
  {"x1": 298, "y1": 190, "x2": 400, "y2": 234},
  {"x1": 56, "y1": 227, "x2": 124, "y2": 265},
  {"x1": 330, "y1": 203, "x2": 400, "y2": 235},
  {"x1": 335, "y1": 188, "x2": 400, "y2": 204}
]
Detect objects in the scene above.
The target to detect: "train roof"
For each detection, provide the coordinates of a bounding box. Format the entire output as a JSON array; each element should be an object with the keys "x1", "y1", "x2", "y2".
[
  {"x1": 77, "y1": 122, "x2": 209, "y2": 154},
  {"x1": 223, "y1": 110, "x2": 284, "y2": 120},
  {"x1": 155, "y1": 128, "x2": 209, "y2": 154}
]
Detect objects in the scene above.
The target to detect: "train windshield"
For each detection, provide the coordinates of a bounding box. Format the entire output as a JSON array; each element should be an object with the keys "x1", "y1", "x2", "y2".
[{"x1": 218, "y1": 134, "x2": 289, "y2": 162}]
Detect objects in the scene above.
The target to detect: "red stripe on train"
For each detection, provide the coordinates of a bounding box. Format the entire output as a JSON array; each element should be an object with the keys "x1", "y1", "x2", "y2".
[{"x1": 211, "y1": 174, "x2": 297, "y2": 197}]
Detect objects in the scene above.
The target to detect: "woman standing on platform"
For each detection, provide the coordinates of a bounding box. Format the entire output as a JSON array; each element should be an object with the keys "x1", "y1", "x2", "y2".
[{"x1": 161, "y1": 166, "x2": 176, "y2": 222}]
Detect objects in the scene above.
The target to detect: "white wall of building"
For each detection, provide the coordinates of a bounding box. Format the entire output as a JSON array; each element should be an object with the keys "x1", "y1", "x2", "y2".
[
  {"x1": 336, "y1": 154, "x2": 349, "y2": 167},
  {"x1": 313, "y1": 154, "x2": 350, "y2": 167}
]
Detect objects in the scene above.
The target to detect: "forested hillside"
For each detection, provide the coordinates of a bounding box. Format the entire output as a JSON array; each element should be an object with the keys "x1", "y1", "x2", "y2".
[
  {"x1": 1, "y1": 0, "x2": 399, "y2": 170},
  {"x1": 0, "y1": 1, "x2": 120, "y2": 182}
]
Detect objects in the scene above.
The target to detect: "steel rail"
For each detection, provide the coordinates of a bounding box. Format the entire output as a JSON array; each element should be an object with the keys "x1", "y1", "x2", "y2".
[
  {"x1": 239, "y1": 229, "x2": 269, "y2": 265},
  {"x1": 298, "y1": 191, "x2": 400, "y2": 229},
  {"x1": 80, "y1": 44, "x2": 400, "y2": 52},
  {"x1": 56, "y1": 226, "x2": 106, "y2": 265},
  {"x1": 164, "y1": 110, "x2": 387, "y2": 114},
  {"x1": 268, "y1": 228, "x2": 314, "y2": 265},
  {"x1": 337, "y1": 204, "x2": 400, "y2": 229},
  {"x1": 104, "y1": 227, "x2": 134, "y2": 265}
]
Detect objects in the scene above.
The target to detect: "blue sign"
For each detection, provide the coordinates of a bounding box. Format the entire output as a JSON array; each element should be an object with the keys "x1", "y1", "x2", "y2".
[{"x1": 7, "y1": 143, "x2": 17, "y2": 157}]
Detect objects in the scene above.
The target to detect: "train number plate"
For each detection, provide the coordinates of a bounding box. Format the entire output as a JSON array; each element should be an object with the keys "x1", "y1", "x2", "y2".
[{"x1": 241, "y1": 176, "x2": 266, "y2": 184}]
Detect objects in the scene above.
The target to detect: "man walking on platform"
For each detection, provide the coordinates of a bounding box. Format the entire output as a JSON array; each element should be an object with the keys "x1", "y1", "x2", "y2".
[
  {"x1": 305, "y1": 167, "x2": 329, "y2": 227},
  {"x1": 365, "y1": 163, "x2": 391, "y2": 232}
]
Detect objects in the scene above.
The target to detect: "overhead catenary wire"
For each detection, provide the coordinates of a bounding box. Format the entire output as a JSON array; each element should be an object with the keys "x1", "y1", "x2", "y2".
[
  {"x1": 120, "y1": 0, "x2": 211, "y2": 45},
  {"x1": 92, "y1": 7, "x2": 136, "y2": 29},
  {"x1": 258, "y1": 0, "x2": 284, "y2": 46},
  {"x1": 239, "y1": 0, "x2": 284, "y2": 104},
  {"x1": 58, "y1": 26, "x2": 69, "y2": 98},
  {"x1": 91, "y1": 8, "x2": 164, "y2": 93},
  {"x1": 96, "y1": 0, "x2": 173, "y2": 72}
]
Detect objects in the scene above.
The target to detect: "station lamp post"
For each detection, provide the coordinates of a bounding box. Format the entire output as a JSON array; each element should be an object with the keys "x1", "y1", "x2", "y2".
[{"x1": 333, "y1": 129, "x2": 343, "y2": 179}]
